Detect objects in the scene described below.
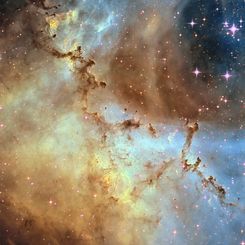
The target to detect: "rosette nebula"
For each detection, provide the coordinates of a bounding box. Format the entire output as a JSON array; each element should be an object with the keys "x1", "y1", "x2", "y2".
[{"x1": 0, "y1": 0, "x2": 244, "y2": 244}]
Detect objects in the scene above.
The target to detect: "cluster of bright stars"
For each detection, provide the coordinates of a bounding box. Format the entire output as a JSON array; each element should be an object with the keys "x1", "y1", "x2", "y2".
[
  {"x1": 188, "y1": 19, "x2": 238, "y2": 81},
  {"x1": 192, "y1": 67, "x2": 232, "y2": 81},
  {"x1": 189, "y1": 19, "x2": 241, "y2": 36}
]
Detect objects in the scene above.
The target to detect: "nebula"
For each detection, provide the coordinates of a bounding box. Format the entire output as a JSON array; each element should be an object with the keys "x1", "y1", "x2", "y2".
[{"x1": 0, "y1": 0, "x2": 244, "y2": 244}]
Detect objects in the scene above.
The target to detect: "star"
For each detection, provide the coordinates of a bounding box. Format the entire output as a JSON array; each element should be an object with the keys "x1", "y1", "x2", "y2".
[
  {"x1": 188, "y1": 19, "x2": 196, "y2": 28},
  {"x1": 222, "y1": 71, "x2": 232, "y2": 81},
  {"x1": 239, "y1": 19, "x2": 243, "y2": 27},
  {"x1": 193, "y1": 68, "x2": 201, "y2": 77},
  {"x1": 229, "y1": 24, "x2": 239, "y2": 35},
  {"x1": 223, "y1": 21, "x2": 229, "y2": 27}
]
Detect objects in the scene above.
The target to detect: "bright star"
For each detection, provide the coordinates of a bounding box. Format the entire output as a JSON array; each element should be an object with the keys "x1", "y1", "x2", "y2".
[
  {"x1": 222, "y1": 71, "x2": 232, "y2": 81},
  {"x1": 229, "y1": 24, "x2": 239, "y2": 35},
  {"x1": 193, "y1": 68, "x2": 201, "y2": 77},
  {"x1": 188, "y1": 20, "x2": 196, "y2": 28}
]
